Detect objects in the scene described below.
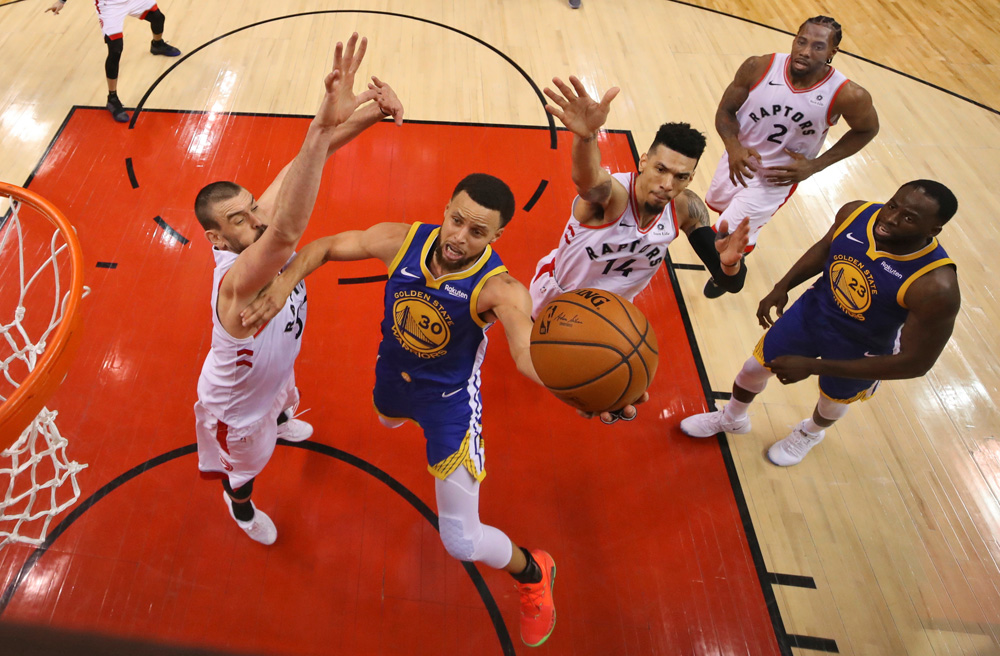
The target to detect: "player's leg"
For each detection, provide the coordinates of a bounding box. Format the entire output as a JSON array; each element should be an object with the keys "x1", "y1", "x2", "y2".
[
  {"x1": 275, "y1": 377, "x2": 313, "y2": 442},
  {"x1": 680, "y1": 295, "x2": 817, "y2": 437},
  {"x1": 103, "y1": 35, "x2": 128, "y2": 122},
  {"x1": 767, "y1": 374, "x2": 876, "y2": 466},
  {"x1": 435, "y1": 467, "x2": 556, "y2": 647},
  {"x1": 134, "y1": 1, "x2": 181, "y2": 56}
]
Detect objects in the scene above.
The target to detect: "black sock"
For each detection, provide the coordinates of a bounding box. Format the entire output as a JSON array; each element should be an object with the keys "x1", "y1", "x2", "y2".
[
  {"x1": 223, "y1": 479, "x2": 255, "y2": 522},
  {"x1": 511, "y1": 547, "x2": 542, "y2": 584},
  {"x1": 108, "y1": 91, "x2": 119, "y2": 101}
]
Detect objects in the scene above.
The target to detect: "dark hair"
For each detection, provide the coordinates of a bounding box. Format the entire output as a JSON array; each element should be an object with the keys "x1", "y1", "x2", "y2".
[
  {"x1": 451, "y1": 174, "x2": 516, "y2": 227},
  {"x1": 800, "y1": 16, "x2": 843, "y2": 48},
  {"x1": 194, "y1": 181, "x2": 243, "y2": 230},
  {"x1": 902, "y1": 179, "x2": 959, "y2": 224},
  {"x1": 650, "y1": 122, "x2": 707, "y2": 164}
]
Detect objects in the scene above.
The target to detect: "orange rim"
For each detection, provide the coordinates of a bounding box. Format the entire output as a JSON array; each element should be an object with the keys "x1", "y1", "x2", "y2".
[{"x1": 0, "y1": 181, "x2": 85, "y2": 449}]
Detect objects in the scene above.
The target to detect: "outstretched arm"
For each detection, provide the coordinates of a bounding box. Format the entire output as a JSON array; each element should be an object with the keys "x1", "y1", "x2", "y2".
[
  {"x1": 257, "y1": 77, "x2": 404, "y2": 213},
  {"x1": 543, "y1": 76, "x2": 628, "y2": 225},
  {"x1": 767, "y1": 265, "x2": 959, "y2": 383},
  {"x1": 223, "y1": 33, "x2": 378, "y2": 308},
  {"x1": 716, "y1": 56, "x2": 768, "y2": 187},
  {"x1": 765, "y1": 82, "x2": 879, "y2": 186},
  {"x1": 240, "y1": 222, "x2": 409, "y2": 329}
]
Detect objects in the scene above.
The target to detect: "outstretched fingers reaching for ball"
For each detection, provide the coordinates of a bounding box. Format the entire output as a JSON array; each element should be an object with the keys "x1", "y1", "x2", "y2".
[
  {"x1": 317, "y1": 32, "x2": 379, "y2": 129},
  {"x1": 369, "y1": 76, "x2": 405, "y2": 126},
  {"x1": 543, "y1": 76, "x2": 620, "y2": 139}
]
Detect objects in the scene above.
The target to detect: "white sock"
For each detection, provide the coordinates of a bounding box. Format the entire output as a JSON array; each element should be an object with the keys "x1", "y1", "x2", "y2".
[
  {"x1": 724, "y1": 398, "x2": 750, "y2": 421},
  {"x1": 802, "y1": 418, "x2": 824, "y2": 434}
]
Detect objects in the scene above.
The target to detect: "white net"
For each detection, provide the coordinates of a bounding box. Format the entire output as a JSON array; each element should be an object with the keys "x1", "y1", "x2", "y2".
[{"x1": 0, "y1": 192, "x2": 88, "y2": 547}]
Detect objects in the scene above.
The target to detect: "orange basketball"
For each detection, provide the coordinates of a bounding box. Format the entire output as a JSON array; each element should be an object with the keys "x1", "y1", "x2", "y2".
[{"x1": 530, "y1": 288, "x2": 658, "y2": 414}]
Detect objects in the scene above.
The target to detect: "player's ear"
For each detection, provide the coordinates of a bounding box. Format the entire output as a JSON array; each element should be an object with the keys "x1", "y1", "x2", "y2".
[
  {"x1": 205, "y1": 229, "x2": 226, "y2": 250},
  {"x1": 490, "y1": 227, "x2": 505, "y2": 244},
  {"x1": 638, "y1": 153, "x2": 648, "y2": 172}
]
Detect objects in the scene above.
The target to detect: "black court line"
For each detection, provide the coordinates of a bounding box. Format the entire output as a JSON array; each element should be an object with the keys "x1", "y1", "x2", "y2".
[
  {"x1": 664, "y1": 0, "x2": 997, "y2": 116},
  {"x1": 153, "y1": 216, "x2": 190, "y2": 245},
  {"x1": 522, "y1": 180, "x2": 548, "y2": 212},
  {"x1": 125, "y1": 158, "x2": 139, "y2": 189},
  {"x1": 96, "y1": 262, "x2": 118, "y2": 269},
  {"x1": 338, "y1": 274, "x2": 389, "y2": 285},
  {"x1": 710, "y1": 390, "x2": 732, "y2": 401},
  {"x1": 672, "y1": 262, "x2": 707, "y2": 271},
  {"x1": 627, "y1": 130, "x2": 792, "y2": 656},
  {"x1": 0, "y1": 441, "x2": 515, "y2": 656},
  {"x1": 767, "y1": 572, "x2": 817, "y2": 589},
  {"x1": 129, "y1": 9, "x2": 558, "y2": 149},
  {"x1": 788, "y1": 635, "x2": 839, "y2": 652}
]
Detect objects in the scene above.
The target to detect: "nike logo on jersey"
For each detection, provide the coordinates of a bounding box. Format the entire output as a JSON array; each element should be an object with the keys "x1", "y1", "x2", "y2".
[
  {"x1": 863, "y1": 351, "x2": 877, "y2": 357},
  {"x1": 399, "y1": 267, "x2": 420, "y2": 278},
  {"x1": 442, "y1": 388, "x2": 463, "y2": 398},
  {"x1": 845, "y1": 232, "x2": 864, "y2": 244},
  {"x1": 619, "y1": 222, "x2": 635, "y2": 228},
  {"x1": 768, "y1": 81, "x2": 782, "y2": 86}
]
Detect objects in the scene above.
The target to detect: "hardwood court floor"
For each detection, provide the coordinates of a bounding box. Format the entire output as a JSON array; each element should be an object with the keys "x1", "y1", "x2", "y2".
[{"x1": 1, "y1": 1, "x2": 999, "y2": 654}]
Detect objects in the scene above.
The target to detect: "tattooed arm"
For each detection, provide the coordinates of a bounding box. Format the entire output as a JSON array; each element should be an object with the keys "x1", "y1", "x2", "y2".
[{"x1": 676, "y1": 190, "x2": 749, "y2": 292}]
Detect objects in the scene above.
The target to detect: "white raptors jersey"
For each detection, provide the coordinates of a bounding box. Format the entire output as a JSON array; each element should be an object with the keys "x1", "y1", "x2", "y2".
[
  {"x1": 196, "y1": 249, "x2": 307, "y2": 429},
  {"x1": 737, "y1": 53, "x2": 848, "y2": 168},
  {"x1": 533, "y1": 172, "x2": 678, "y2": 305}
]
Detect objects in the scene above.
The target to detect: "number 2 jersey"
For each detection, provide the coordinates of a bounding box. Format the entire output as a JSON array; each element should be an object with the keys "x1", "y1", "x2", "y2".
[
  {"x1": 529, "y1": 171, "x2": 678, "y2": 313},
  {"x1": 196, "y1": 248, "x2": 307, "y2": 429},
  {"x1": 809, "y1": 201, "x2": 953, "y2": 352},
  {"x1": 737, "y1": 52, "x2": 849, "y2": 169},
  {"x1": 376, "y1": 222, "x2": 508, "y2": 390}
]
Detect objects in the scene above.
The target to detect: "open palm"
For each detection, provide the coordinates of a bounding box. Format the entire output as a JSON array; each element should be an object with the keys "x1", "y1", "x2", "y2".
[{"x1": 544, "y1": 76, "x2": 620, "y2": 138}]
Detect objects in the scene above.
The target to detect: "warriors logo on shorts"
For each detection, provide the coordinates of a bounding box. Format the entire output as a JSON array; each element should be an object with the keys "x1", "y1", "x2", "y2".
[
  {"x1": 829, "y1": 254, "x2": 877, "y2": 320},
  {"x1": 391, "y1": 291, "x2": 454, "y2": 358}
]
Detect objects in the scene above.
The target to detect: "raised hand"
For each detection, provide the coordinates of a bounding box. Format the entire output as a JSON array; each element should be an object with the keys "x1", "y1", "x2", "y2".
[
  {"x1": 543, "y1": 76, "x2": 620, "y2": 139},
  {"x1": 715, "y1": 217, "x2": 750, "y2": 266},
  {"x1": 45, "y1": 1, "x2": 64, "y2": 14},
  {"x1": 368, "y1": 76, "x2": 404, "y2": 126},
  {"x1": 317, "y1": 33, "x2": 379, "y2": 129},
  {"x1": 726, "y1": 143, "x2": 762, "y2": 187}
]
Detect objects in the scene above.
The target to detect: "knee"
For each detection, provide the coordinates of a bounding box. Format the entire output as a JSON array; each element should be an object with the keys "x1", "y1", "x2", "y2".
[
  {"x1": 144, "y1": 8, "x2": 165, "y2": 34},
  {"x1": 816, "y1": 395, "x2": 849, "y2": 422},
  {"x1": 734, "y1": 356, "x2": 772, "y2": 394},
  {"x1": 104, "y1": 36, "x2": 123, "y2": 78},
  {"x1": 438, "y1": 515, "x2": 478, "y2": 562}
]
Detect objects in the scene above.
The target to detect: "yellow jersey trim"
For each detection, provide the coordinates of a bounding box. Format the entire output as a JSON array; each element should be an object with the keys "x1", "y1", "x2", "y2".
[
  {"x1": 387, "y1": 222, "x2": 423, "y2": 276},
  {"x1": 895, "y1": 258, "x2": 955, "y2": 308},
  {"x1": 832, "y1": 202, "x2": 875, "y2": 240},
  {"x1": 865, "y1": 212, "x2": 941, "y2": 262},
  {"x1": 469, "y1": 265, "x2": 509, "y2": 328},
  {"x1": 428, "y1": 432, "x2": 487, "y2": 482},
  {"x1": 419, "y1": 228, "x2": 495, "y2": 290}
]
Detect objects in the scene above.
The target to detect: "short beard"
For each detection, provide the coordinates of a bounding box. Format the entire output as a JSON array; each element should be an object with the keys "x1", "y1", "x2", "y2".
[
  {"x1": 643, "y1": 200, "x2": 666, "y2": 215},
  {"x1": 434, "y1": 243, "x2": 476, "y2": 272}
]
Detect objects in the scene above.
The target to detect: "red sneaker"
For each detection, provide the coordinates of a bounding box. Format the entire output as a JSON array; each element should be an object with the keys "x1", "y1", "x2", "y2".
[{"x1": 516, "y1": 549, "x2": 556, "y2": 647}]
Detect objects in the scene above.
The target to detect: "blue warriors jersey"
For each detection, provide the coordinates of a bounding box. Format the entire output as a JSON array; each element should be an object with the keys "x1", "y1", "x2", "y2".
[
  {"x1": 377, "y1": 222, "x2": 508, "y2": 389},
  {"x1": 813, "y1": 202, "x2": 954, "y2": 353}
]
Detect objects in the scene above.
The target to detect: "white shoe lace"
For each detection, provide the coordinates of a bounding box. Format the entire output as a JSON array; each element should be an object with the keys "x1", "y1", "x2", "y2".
[{"x1": 784, "y1": 428, "x2": 819, "y2": 457}]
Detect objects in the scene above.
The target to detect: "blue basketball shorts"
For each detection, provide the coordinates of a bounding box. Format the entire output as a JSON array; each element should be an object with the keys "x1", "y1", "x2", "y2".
[{"x1": 755, "y1": 289, "x2": 882, "y2": 403}]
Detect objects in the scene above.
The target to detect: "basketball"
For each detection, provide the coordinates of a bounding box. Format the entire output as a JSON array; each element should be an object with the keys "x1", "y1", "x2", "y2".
[{"x1": 530, "y1": 288, "x2": 658, "y2": 414}]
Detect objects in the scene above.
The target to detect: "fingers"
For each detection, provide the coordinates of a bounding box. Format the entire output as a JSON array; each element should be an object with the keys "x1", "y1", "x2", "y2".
[
  {"x1": 550, "y1": 76, "x2": 577, "y2": 101},
  {"x1": 599, "y1": 86, "x2": 620, "y2": 108},
  {"x1": 543, "y1": 86, "x2": 568, "y2": 108},
  {"x1": 355, "y1": 88, "x2": 379, "y2": 106},
  {"x1": 568, "y1": 75, "x2": 591, "y2": 99},
  {"x1": 543, "y1": 103, "x2": 567, "y2": 124},
  {"x1": 349, "y1": 36, "x2": 368, "y2": 74},
  {"x1": 716, "y1": 218, "x2": 729, "y2": 236}
]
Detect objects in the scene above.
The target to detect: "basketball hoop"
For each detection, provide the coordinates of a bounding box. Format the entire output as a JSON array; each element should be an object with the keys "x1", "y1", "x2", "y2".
[{"x1": 0, "y1": 181, "x2": 88, "y2": 547}]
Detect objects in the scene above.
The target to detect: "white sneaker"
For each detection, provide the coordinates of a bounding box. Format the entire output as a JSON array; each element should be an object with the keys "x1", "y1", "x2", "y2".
[
  {"x1": 680, "y1": 409, "x2": 751, "y2": 438},
  {"x1": 277, "y1": 418, "x2": 313, "y2": 442},
  {"x1": 767, "y1": 421, "x2": 825, "y2": 466},
  {"x1": 224, "y1": 493, "x2": 277, "y2": 545}
]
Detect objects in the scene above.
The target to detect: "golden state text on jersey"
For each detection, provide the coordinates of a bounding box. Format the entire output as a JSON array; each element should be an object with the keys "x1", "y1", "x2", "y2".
[{"x1": 378, "y1": 222, "x2": 508, "y2": 388}]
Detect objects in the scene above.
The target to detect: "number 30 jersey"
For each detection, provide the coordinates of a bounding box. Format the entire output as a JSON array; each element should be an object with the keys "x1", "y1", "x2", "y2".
[{"x1": 377, "y1": 222, "x2": 508, "y2": 389}]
